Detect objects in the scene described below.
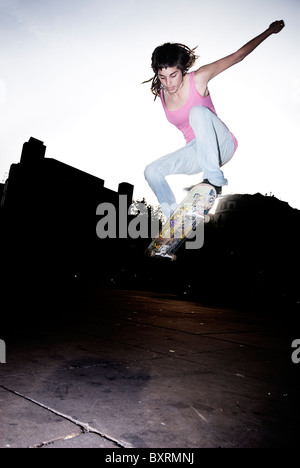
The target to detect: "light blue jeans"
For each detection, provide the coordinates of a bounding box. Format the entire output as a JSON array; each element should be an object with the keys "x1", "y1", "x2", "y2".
[{"x1": 144, "y1": 106, "x2": 235, "y2": 217}]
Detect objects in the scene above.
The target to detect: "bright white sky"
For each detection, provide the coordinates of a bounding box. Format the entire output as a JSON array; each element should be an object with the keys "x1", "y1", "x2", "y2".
[{"x1": 1, "y1": 0, "x2": 299, "y2": 209}]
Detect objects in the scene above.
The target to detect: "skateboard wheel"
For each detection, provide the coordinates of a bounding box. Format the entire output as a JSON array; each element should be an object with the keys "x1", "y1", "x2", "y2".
[
  {"x1": 204, "y1": 214, "x2": 210, "y2": 223},
  {"x1": 150, "y1": 250, "x2": 156, "y2": 257},
  {"x1": 171, "y1": 254, "x2": 177, "y2": 261}
]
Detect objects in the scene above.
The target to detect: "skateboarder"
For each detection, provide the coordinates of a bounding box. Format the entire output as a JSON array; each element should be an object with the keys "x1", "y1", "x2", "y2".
[{"x1": 144, "y1": 20, "x2": 285, "y2": 218}]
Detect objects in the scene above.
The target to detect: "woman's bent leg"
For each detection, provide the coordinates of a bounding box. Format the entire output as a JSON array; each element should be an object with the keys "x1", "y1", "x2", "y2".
[
  {"x1": 144, "y1": 143, "x2": 198, "y2": 217},
  {"x1": 189, "y1": 106, "x2": 234, "y2": 187}
]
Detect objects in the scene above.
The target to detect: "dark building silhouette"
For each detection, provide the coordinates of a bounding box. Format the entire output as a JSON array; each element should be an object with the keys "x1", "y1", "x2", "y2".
[
  {"x1": 2, "y1": 137, "x2": 133, "y2": 211},
  {"x1": 177, "y1": 192, "x2": 300, "y2": 307},
  {"x1": 0, "y1": 137, "x2": 134, "y2": 324},
  {"x1": 213, "y1": 192, "x2": 295, "y2": 225}
]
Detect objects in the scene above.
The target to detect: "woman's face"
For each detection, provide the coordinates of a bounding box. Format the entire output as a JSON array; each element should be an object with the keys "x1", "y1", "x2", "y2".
[{"x1": 158, "y1": 67, "x2": 183, "y2": 93}]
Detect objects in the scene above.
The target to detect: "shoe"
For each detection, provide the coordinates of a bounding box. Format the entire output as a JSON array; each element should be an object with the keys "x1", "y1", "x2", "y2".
[
  {"x1": 184, "y1": 179, "x2": 222, "y2": 195},
  {"x1": 202, "y1": 179, "x2": 222, "y2": 195}
]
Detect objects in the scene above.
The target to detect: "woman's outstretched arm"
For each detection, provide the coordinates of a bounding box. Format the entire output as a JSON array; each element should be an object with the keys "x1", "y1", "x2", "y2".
[{"x1": 194, "y1": 20, "x2": 285, "y2": 91}]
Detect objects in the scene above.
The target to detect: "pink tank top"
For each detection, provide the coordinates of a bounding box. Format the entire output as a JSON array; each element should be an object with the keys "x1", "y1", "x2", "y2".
[{"x1": 160, "y1": 71, "x2": 238, "y2": 153}]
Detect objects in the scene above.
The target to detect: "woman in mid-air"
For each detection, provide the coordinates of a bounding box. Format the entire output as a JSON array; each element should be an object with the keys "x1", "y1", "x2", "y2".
[{"x1": 144, "y1": 20, "x2": 285, "y2": 218}]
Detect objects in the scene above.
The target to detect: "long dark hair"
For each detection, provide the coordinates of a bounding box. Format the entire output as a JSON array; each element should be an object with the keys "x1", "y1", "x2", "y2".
[{"x1": 143, "y1": 42, "x2": 198, "y2": 99}]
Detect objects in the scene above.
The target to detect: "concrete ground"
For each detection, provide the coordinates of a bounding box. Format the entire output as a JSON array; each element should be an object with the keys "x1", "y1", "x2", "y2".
[{"x1": 0, "y1": 288, "x2": 299, "y2": 449}]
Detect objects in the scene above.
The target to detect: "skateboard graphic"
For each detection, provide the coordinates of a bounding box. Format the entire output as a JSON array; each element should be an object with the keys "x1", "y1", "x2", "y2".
[{"x1": 145, "y1": 183, "x2": 217, "y2": 260}]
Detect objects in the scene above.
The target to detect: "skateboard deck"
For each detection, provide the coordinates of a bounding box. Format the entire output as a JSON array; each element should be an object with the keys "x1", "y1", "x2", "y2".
[{"x1": 145, "y1": 183, "x2": 216, "y2": 260}]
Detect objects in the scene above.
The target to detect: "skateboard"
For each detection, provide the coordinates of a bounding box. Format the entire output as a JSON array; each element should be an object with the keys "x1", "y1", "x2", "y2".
[{"x1": 145, "y1": 183, "x2": 217, "y2": 260}]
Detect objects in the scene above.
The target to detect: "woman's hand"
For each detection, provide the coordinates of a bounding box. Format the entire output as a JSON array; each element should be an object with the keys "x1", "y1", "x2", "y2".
[{"x1": 269, "y1": 20, "x2": 285, "y2": 34}]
